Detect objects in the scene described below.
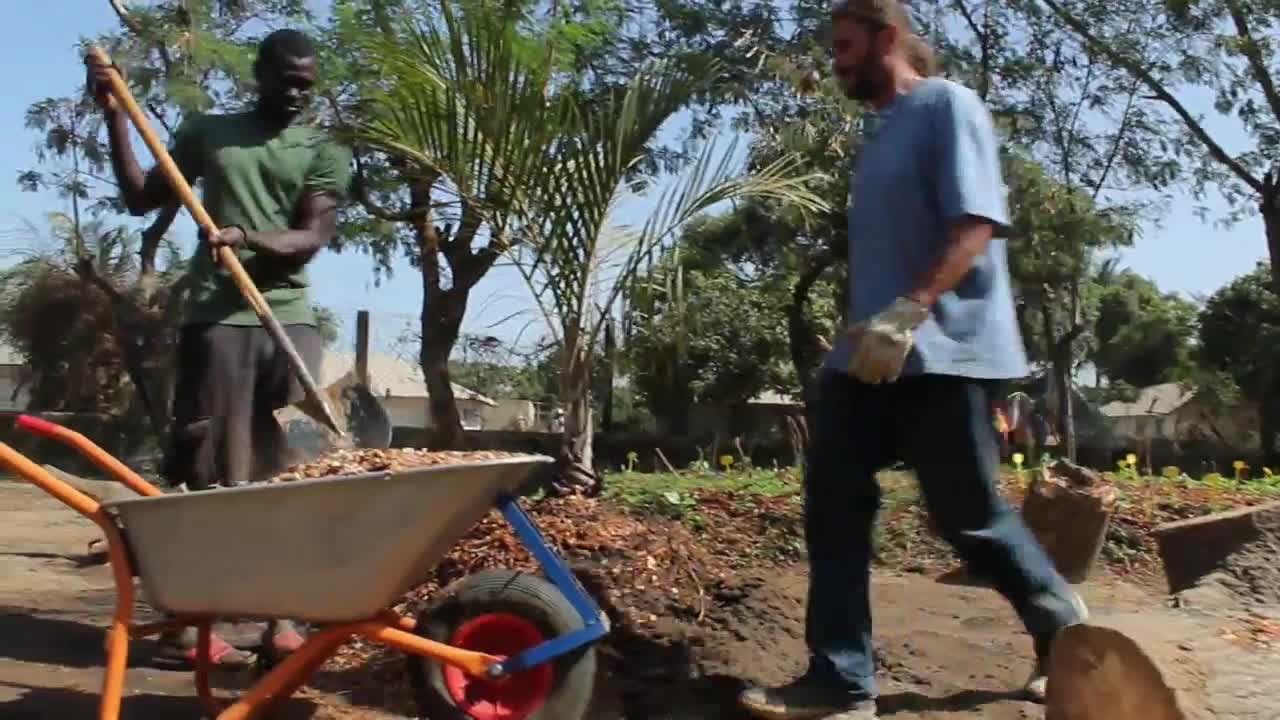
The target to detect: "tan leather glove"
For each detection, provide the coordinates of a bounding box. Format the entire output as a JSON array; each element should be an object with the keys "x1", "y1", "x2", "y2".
[{"x1": 846, "y1": 297, "x2": 930, "y2": 384}]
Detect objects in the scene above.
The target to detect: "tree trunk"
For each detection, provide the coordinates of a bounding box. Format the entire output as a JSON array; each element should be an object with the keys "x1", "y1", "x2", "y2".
[
  {"x1": 420, "y1": 286, "x2": 466, "y2": 449},
  {"x1": 1041, "y1": 290, "x2": 1081, "y2": 463},
  {"x1": 1040, "y1": 302, "x2": 1068, "y2": 461},
  {"x1": 787, "y1": 249, "x2": 835, "y2": 399},
  {"x1": 1260, "y1": 170, "x2": 1279, "y2": 294},
  {"x1": 1262, "y1": 386, "x2": 1280, "y2": 469},
  {"x1": 414, "y1": 184, "x2": 465, "y2": 449},
  {"x1": 601, "y1": 317, "x2": 616, "y2": 432},
  {"x1": 554, "y1": 335, "x2": 600, "y2": 495},
  {"x1": 1264, "y1": 184, "x2": 1280, "y2": 465},
  {"x1": 1054, "y1": 349, "x2": 1077, "y2": 462}
]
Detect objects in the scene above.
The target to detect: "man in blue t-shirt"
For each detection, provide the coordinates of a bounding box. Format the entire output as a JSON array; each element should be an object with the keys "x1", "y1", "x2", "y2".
[{"x1": 739, "y1": 2, "x2": 1087, "y2": 718}]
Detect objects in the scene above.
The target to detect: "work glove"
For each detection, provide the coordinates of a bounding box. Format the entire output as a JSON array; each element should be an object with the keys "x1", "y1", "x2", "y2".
[{"x1": 846, "y1": 296, "x2": 931, "y2": 384}]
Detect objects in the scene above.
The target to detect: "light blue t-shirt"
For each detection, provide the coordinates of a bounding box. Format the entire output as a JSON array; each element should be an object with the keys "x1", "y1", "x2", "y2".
[{"x1": 824, "y1": 77, "x2": 1029, "y2": 380}]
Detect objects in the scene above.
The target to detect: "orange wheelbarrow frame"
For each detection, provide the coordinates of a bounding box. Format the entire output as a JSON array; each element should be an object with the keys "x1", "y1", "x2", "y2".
[{"x1": 0, "y1": 416, "x2": 503, "y2": 720}]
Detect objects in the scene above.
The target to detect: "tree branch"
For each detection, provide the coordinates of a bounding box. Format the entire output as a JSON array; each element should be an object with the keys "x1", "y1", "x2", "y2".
[
  {"x1": 351, "y1": 149, "x2": 435, "y2": 222},
  {"x1": 1090, "y1": 77, "x2": 1141, "y2": 200},
  {"x1": 108, "y1": 0, "x2": 142, "y2": 33},
  {"x1": 147, "y1": 101, "x2": 174, "y2": 135},
  {"x1": 139, "y1": 203, "x2": 178, "y2": 280},
  {"x1": 1223, "y1": 0, "x2": 1280, "y2": 125},
  {"x1": 950, "y1": 0, "x2": 990, "y2": 98},
  {"x1": 1036, "y1": 0, "x2": 1265, "y2": 195},
  {"x1": 444, "y1": 202, "x2": 500, "y2": 291}
]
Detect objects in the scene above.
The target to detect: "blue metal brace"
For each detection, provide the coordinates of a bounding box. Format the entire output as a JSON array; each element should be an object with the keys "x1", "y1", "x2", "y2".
[{"x1": 487, "y1": 494, "x2": 610, "y2": 677}]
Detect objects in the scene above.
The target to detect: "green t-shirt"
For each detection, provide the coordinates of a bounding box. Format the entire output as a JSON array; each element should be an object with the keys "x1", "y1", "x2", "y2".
[{"x1": 169, "y1": 111, "x2": 353, "y2": 327}]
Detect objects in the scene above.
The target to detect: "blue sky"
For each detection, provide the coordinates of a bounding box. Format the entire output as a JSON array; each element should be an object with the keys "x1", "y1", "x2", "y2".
[{"x1": 0, "y1": 4, "x2": 1270, "y2": 356}]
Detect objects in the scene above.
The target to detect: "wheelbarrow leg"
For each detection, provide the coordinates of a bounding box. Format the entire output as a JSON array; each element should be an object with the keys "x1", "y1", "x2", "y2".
[
  {"x1": 100, "y1": 518, "x2": 140, "y2": 720},
  {"x1": 215, "y1": 626, "x2": 352, "y2": 720},
  {"x1": 195, "y1": 622, "x2": 221, "y2": 717},
  {"x1": 101, "y1": 617, "x2": 130, "y2": 720}
]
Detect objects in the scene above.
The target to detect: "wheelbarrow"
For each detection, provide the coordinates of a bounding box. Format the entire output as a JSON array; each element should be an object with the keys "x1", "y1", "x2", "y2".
[{"x1": 0, "y1": 415, "x2": 609, "y2": 720}]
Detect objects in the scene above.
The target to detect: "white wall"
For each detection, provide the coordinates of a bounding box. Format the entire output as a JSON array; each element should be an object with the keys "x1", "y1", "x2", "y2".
[
  {"x1": 482, "y1": 399, "x2": 537, "y2": 431},
  {"x1": 0, "y1": 366, "x2": 28, "y2": 411},
  {"x1": 384, "y1": 396, "x2": 489, "y2": 430}
]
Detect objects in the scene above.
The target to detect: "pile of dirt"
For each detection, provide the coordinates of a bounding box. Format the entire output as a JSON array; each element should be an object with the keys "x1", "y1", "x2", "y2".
[
  {"x1": 270, "y1": 448, "x2": 529, "y2": 480},
  {"x1": 304, "y1": 458, "x2": 1278, "y2": 717},
  {"x1": 320, "y1": 490, "x2": 806, "y2": 716}
]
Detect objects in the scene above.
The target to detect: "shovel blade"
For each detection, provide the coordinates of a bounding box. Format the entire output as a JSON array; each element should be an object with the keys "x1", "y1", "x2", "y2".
[{"x1": 277, "y1": 371, "x2": 393, "y2": 464}]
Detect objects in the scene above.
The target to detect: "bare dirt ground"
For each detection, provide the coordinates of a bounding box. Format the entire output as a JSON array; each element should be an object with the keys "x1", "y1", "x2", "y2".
[{"x1": 2, "y1": 479, "x2": 1278, "y2": 719}]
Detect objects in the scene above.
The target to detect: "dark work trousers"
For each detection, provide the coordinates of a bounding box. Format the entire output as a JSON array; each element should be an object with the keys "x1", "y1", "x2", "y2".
[
  {"x1": 803, "y1": 370, "x2": 1081, "y2": 699},
  {"x1": 162, "y1": 323, "x2": 323, "y2": 490}
]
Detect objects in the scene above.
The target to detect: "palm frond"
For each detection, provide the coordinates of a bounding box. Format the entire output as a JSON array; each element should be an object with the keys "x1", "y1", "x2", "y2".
[
  {"x1": 350, "y1": 6, "x2": 559, "y2": 220},
  {"x1": 517, "y1": 57, "x2": 726, "y2": 330},
  {"x1": 524, "y1": 125, "x2": 829, "y2": 345}
]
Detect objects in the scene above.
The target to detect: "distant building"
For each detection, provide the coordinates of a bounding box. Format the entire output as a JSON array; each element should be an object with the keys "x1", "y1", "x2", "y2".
[
  {"x1": 1099, "y1": 382, "x2": 1257, "y2": 448},
  {"x1": 315, "y1": 350, "x2": 496, "y2": 430},
  {"x1": 0, "y1": 343, "x2": 29, "y2": 412},
  {"x1": 687, "y1": 390, "x2": 803, "y2": 439}
]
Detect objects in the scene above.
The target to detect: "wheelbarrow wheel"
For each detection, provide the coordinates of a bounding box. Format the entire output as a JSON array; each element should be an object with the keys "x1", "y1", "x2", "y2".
[{"x1": 406, "y1": 569, "x2": 597, "y2": 720}]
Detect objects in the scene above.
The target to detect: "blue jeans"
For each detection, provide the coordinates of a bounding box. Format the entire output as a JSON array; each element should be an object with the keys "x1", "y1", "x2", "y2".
[{"x1": 803, "y1": 370, "x2": 1081, "y2": 699}]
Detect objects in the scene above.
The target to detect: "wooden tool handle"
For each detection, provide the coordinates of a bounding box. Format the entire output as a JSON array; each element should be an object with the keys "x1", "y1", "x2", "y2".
[
  {"x1": 86, "y1": 47, "x2": 270, "y2": 316},
  {"x1": 87, "y1": 46, "x2": 343, "y2": 436}
]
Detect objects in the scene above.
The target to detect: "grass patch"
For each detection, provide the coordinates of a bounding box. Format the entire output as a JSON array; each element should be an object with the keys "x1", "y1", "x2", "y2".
[{"x1": 603, "y1": 467, "x2": 800, "y2": 522}]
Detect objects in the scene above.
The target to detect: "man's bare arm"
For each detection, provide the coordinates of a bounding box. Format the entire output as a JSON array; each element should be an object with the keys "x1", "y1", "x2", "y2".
[
  {"x1": 104, "y1": 111, "x2": 178, "y2": 216},
  {"x1": 905, "y1": 215, "x2": 994, "y2": 307},
  {"x1": 243, "y1": 192, "x2": 339, "y2": 263}
]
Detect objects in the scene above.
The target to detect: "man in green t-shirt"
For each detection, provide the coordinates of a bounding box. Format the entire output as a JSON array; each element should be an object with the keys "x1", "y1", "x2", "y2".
[{"x1": 88, "y1": 28, "x2": 351, "y2": 669}]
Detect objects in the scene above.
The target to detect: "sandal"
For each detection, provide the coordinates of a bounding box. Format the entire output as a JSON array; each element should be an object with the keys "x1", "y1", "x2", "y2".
[
  {"x1": 156, "y1": 627, "x2": 258, "y2": 670},
  {"x1": 263, "y1": 619, "x2": 307, "y2": 663}
]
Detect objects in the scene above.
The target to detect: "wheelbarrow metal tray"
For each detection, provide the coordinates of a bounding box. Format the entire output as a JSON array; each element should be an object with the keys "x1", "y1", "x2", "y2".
[{"x1": 104, "y1": 456, "x2": 553, "y2": 623}]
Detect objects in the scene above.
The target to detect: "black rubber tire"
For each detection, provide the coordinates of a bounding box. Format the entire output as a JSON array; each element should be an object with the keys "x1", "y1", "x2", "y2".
[{"x1": 406, "y1": 569, "x2": 597, "y2": 720}]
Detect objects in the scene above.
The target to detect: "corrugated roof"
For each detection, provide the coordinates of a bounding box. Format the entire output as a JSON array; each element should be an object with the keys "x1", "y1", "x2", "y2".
[
  {"x1": 317, "y1": 350, "x2": 496, "y2": 406},
  {"x1": 1100, "y1": 382, "x2": 1195, "y2": 418}
]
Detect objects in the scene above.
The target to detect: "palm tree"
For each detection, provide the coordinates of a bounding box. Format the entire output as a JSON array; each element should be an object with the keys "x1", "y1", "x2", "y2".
[
  {"x1": 348, "y1": 1, "x2": 562, "y2": 448},
  {"x1": 352, "y1": 3, "x2": 829, "y2": 490},
  {"x1": 512, "y1": 60, "x2": 829, "y2": 492}
]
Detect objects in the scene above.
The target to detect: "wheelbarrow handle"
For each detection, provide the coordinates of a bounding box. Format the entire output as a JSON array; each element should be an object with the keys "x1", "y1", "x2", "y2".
[
  {"x1": 15, "y1": 415, "x2": 164, "y2": 498},
  {"x1": 84, "y1": 46, "x2": 344, "y2": 438}
]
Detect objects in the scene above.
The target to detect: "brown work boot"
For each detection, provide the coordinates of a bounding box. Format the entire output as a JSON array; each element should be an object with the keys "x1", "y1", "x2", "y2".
[{"x1": 739, "y1": 676, "x2": 877, "y2": 719}]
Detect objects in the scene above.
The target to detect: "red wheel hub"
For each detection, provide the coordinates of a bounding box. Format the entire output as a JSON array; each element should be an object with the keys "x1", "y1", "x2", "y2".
[{"x1": 443, "y1": 613, "x2": 553, "y2": 720}]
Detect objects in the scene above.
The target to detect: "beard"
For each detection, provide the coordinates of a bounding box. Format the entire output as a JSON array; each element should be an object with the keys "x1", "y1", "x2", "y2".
[{"x1": 838, "y1": 48, "x2": 888, "y2": 102}]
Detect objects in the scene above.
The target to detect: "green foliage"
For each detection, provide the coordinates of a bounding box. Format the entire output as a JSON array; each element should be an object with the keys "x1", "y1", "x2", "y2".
[
  {"x1": 623, "y1": 202, "x2": 840, "y2": 429},
  {"x1": 1197, "y1": 262, "x2": 1280, "y2": 398},
  {"x1": 312, "y1": 305, "x2": 341, "y2": 347},
  {"x1": 1004, "y1": 154, "x2": 1136, "y2": 366},
  {"x1": 1088, "y1": 268, "x2": 1199, "y2": 387},
  {"x1": 1028, "y1": 0, "x2": 1278, "y2": 231},
  {"x1": 626, "y1": 253, "x2": 791, "y2": 427},
  {"x1": 0, "y1": 215, "x2": 187, "y2": 413},
  {"x1": 604, "y1": 467, "x2": 799, "y2": 518}
]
